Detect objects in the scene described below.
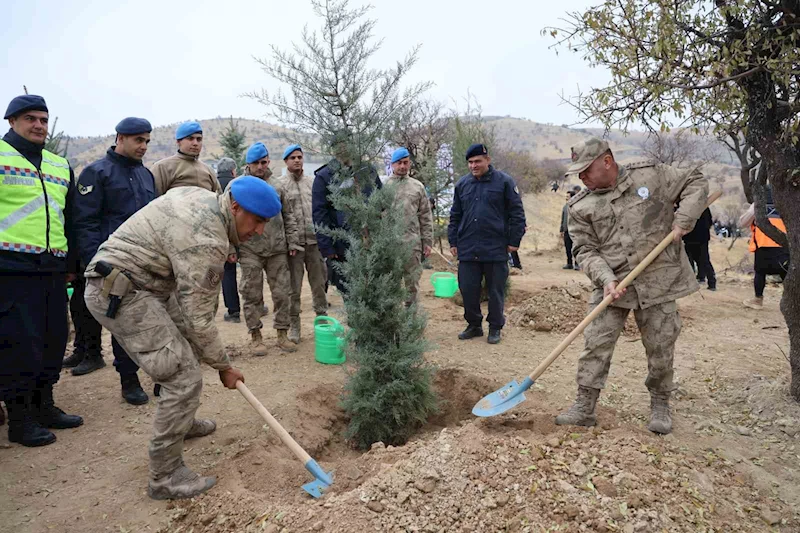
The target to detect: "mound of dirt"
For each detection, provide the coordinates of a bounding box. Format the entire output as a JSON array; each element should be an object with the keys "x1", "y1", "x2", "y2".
[
  {"x1": 160, "y1": 419, "x2": 794, "y2": 532},
  {"x1": 508, "y1": 285, "x2": 638, "y2": 336}
]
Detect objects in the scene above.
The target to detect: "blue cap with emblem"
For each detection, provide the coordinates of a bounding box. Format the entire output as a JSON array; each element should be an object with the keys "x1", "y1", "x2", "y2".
[
  {"x1": 391, "y1": 147, "x2": 410, "y2": 164},
  {"x1": 4, "y1": 95, "x2": 48, "y2": 120},
  {"x1": 282, "y1": 144, "x2": 302, "y2": 160},
  {"x1": 246, "y1": 142, "x2": 269, "y2": 164},
  {"x1": 465, "y1": 143, "x2": 488, "y2": 160},
  {"x1": 230, "y1": 176, "x2": 281, "y2": 219},
  {"x1": 115, "y1": 117, "x2": 152, "y2": 135},
  {"x1": 175, "y1": 121, "x2": 202, "y2": 140}
]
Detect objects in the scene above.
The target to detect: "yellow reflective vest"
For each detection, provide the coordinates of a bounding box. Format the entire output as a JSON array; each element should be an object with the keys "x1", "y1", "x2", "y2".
[{"x1": 0, "y1": 139, "x2": 70, "y2": 257}]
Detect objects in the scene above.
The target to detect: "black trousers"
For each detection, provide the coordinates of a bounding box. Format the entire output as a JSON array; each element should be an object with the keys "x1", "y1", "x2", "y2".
[
  {"x1": 327, "y1": 257, "x2": 348, "y2": 295},
  {"x1": 458, "y1": 261, "x2": 509, "y2": 330},
  {"x1": 70, "y1": 275, "x2": 139, "y2": 376},
  {"x1": 564, "y1": 232, "x2": 574, "y2": 266},
  {"x1": 683, "y1": 242, "x2": 716, "y2": 288},
  {"x1": 222, "y1": 261, "x2": 240, "y2": 314},
  {"x1": 754, "y1": 248, "x2": 790, "y2": 297},
  {"x1": 0, "y1": 273, "x2": 68, "y2": 401}
]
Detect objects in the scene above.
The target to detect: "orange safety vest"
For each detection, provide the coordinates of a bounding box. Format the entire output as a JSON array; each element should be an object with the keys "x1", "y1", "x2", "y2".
[{"x1": 749, "y1": 218, "x2": 787, "y2": 252}]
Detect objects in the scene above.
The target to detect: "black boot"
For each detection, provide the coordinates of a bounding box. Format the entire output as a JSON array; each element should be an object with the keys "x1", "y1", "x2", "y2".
[
  {"x1": 487, "y1": 329, "x2": 502, "y2": 344},
  {"x1": 34, "y1": 386, "x2": 83, "y2": 429},
  {"x1": 7, "y1": 395, "x2": 56, "y2": 447},
  {"x1": 71, "y1": 352, "x2": 106, "y2": 376},
  {"x1": 458, "y1": 325, "x2": 484, "y2": 340},
  {"x1": 62, "y1": 346, "x2": 85, "y2": 368},
  {"x1": 121, "y1": 374, "x2": 149, "y2": 405}
]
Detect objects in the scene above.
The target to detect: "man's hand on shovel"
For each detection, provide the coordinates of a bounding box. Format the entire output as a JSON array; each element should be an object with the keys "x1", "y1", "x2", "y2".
[
  {"x1": 671, "y1": 223, "x2": 690, "y2": 243},
  {"x1": 220, "y1": 367, "x2": 245, "y2": 389},
  {"x1": 604, "y1": 281, "x2": 627, "y2": 301}
]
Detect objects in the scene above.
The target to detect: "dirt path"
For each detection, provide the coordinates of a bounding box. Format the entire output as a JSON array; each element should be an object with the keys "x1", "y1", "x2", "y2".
[{"x1": 1, "y1": 245, "x2": 797, "y2": 532}]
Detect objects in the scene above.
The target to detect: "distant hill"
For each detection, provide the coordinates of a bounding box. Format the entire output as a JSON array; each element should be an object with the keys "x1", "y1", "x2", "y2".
[{"x1": 64, "y1": 116, "x2": 740, "y2": 186}]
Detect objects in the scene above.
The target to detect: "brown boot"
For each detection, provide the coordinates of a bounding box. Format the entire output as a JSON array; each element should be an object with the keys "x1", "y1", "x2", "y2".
[
  {"x1": 647, "y1": 392, "x2": 672, "y2": 434},
  {"x1": 185, "y1": 418, "x2": 216, "y2": 439},
  {"x1": 555, "y1": 386, "x2": 600, "y2": 427},
  {"x1": 276, "y1": 329, "x2": 297, "y2": 353},
  {"x1": 743, "y1": 296, "x2": 763, "y2": 310},
  {"x1": 288, "y1": 317, "x2": 301, "y2": 344},
  {"x1": 249, "y1": 329, "x2": 268, "y2": 357},
  {"x1": 148, "y1": 464, "x2": 216, "y2": 500}
]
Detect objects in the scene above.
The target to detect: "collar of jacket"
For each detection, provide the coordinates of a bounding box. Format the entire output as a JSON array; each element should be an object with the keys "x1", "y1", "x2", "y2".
[
  {"x1": 218, "y1": 189, "x2": 240, "y2": 247},
  {"x1": 106, "y1": 146, "x2": 143, "y2": 167},
  {"x1": 289, "y1": 169, "x2": 304, "y2": 181},
  {"x1": 3, "y1": 128, "x2": 44, "y2": 161},
  {"x1": 176, "y1": 150, "x2": 198, "y2": 161},
  {"x1": 244, "y1": 167, "x2": 272, "y2": 181},
  {"x1": 474, "y1": 165, "x2": 495, "y2": 181}
]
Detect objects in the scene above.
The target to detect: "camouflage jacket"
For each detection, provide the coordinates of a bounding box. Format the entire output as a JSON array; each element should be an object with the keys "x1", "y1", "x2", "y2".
[
  {"x1": 275, "y1": 171, "x2": 315, "y2": 246},
  {"x1": 150, "y1": 152, "x2": 221, "y2": 196},
  {"x1": 86, "y1": 187, "x2": 239, "y2": 370},
  {"x1": 568, "y1": 160, "x2": 708, "y2": 309},
  {"x1": 385, "y1": 174, "x2": 434, "y2": 252},
  {"x1": 237, "y1": 170, "x2": 300, "y2": 259}
]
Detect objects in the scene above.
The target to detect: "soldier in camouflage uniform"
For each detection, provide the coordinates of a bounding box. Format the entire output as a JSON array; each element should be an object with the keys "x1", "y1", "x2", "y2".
[
  {"x1": 84, "y1": 177, "x2": 280, "y2": 499},
  {"x1": 556, "y1": 138, "x2": 707, "y2": 435},
  {"x1": 238, "y1": 142, "x2": 300, "y2": 355},
  {"x1": 275, "y1": 145, "x2": 328, "y2": 343},
  {"x1": 386, "y1": 147, "x2": 434, "y2": 306}
]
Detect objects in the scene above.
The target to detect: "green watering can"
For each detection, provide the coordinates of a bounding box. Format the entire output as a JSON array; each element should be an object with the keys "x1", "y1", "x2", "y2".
[
  {"x1": 314, "y1": 316, "x2": 346, "y2": 365},
  {"x1": 430, "y1": 272, "x2": 458, "y2": 298}
]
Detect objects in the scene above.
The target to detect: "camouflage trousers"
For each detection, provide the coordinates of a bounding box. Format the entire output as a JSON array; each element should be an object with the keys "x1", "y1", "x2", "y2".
[
  {"x1": 403, "y1": 249, "x2": 423, "y2": 305},
  {"x1": 288, "y1": 244, "x2": 328, "y2": 317},
  {"x1": 577, "y1": 301, "x2": 681, "y2": 393},
  {"x1": 239, "y1": 250, "x2": 291, "y2": 331},
  {"x1": 84, "y1": 280, "x2": 202, "y2": 479}
]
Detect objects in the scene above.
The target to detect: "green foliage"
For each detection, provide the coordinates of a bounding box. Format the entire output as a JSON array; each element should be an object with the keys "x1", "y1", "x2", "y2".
[
  {"x1": 45, "y1": 117, "x2": 69, "y2": 157},
  {"x1": 217, "y1": 116, "x2": 247, "y2": 168},
  {"x1": 253, "y1": 0, "x2": 438, "y2": 447},
  {"x1": 450, "y1": 96, "x2": 496, "y2": 178},
  {"x1": 327, "y1": 174, "x2": 438, "y2": 449}
]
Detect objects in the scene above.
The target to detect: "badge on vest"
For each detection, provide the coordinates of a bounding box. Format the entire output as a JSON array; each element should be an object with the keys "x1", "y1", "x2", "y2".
[
  {"x1": 78, "y1": 184, "x2": 94, "y2": 195},
  {"x1": 637, "y1": 186, "x2": 649, "y2": 200}
]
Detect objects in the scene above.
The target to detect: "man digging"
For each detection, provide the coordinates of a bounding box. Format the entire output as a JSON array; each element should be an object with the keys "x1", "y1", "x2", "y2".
[{"x1": 556, "y1": 138, "x2": 707, "y2": 435}]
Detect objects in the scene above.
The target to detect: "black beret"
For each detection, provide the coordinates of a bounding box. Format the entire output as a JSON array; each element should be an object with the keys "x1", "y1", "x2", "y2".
[
  {"x1": 4, "y1": 95, "x2": 48, "y2": 120},
  {"x1": 465, "y1": 143, "x2": 489, "y2": 160},
  {"x1": 115, "y1": 117, "x2": 152, "y2": 135}
]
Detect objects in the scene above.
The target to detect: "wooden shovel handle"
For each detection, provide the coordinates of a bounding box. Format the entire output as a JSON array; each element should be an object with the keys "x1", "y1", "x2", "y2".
[
  {"x1": 236, "y1": 381, "x2": 312, "y2": 464},
  {"x1": 526, "y1": 189, "x2": 722, "y2": 382}
]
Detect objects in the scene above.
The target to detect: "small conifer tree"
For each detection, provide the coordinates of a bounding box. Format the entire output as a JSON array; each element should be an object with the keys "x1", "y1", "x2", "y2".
[{"x1": 218, "y1": 116, "x2": 247, "y2": 169}]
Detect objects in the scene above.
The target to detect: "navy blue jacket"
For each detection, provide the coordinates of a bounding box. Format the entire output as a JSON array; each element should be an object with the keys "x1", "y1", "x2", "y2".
[
  {"x1": 448, "y1": 166, "x2": 526, "y2": 262},
  {"x1": 72, "y1": 147, "x2": 156, "y2": 266},
  {"x1": 312, "y1": 159, "x2": 382, "y2": 258}
]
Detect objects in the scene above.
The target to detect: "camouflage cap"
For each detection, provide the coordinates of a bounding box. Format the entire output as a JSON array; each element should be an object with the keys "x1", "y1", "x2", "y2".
[
  {"x1": 565, "y1": 137, "x2": 610, "y2": 176},
  {"x1": 217, "y1": 157, "x2": 236, "y2": 175}
]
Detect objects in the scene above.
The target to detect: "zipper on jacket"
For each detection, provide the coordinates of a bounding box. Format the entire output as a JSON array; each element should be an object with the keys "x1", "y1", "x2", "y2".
[{"x1": 35, "y1": 163, "x2": 52, "y2": 253}]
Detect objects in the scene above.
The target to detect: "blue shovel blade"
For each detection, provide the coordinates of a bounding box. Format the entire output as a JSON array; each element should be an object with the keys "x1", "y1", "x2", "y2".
[
  {"x1": 472, "y1": 377, "x2": 534, "y2": 417},
  {"x1": 302, "y1": 459, "x2": 333, "y2": 498}
]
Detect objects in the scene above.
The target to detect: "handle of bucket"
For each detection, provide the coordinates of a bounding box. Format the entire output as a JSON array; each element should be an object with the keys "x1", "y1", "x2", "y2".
[{"x1": 314, "y1": 315, "x2": 341, "y2": 329}]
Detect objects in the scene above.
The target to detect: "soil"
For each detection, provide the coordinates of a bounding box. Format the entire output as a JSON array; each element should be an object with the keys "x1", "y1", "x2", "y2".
[{"x1": 2, "y1": 242, "x2": 798, "y2": 533}]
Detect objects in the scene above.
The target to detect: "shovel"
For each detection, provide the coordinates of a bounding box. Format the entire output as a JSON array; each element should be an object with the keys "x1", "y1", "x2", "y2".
[
  {"x1": 236, "y1": 381, "x2": 333, "y2": 497},
  {"x1": 472, "y1": 190, "x2": 721, "y2": 417}
]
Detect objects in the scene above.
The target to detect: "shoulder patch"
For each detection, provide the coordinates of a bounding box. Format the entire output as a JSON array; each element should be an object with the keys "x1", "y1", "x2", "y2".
[
  {"x1": 568, "y1": 188, "x2": 589, "y2": 206},
  {"x1": 200, "y1": 264, "x2": 224, "y2": 290},
  {"x1": 625, "y1": 159, "x2": 656, "y2": 170},
  {"x1": 78, "y1": 184, "x2": 94, "y2": 195}
]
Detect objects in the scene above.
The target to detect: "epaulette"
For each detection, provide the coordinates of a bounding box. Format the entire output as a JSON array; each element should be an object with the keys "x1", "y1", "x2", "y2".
[
  {"x1": 625, "y1": 159, "x2": 657, "y2": 170},
  {"x1": 568, "y1": 187, "x2": 590, "y2": 206}
]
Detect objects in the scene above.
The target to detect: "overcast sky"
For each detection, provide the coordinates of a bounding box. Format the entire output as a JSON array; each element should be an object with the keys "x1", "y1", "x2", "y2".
[{"x1": 4, "y1": 0, "x2": 608, "y2": 138}]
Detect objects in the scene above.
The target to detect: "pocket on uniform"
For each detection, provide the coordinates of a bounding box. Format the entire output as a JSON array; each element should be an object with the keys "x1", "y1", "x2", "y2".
[{"x1": 120, "y1": 325, "x2": 181, "y2": 381}]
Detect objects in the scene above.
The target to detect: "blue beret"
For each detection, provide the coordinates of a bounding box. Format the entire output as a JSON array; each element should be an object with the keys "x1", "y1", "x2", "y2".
[
  {"x1": 465, "y1": 143, "x2": 489, "y2": 160},
  {"x1": 230, "y1": 176, "x2": 282, "y2": 219},
  {"x1": 282, "y1": 144, "x2": 302, "y2": 160},
  {"x1": 115, "y1": 117, "x2": 152, "y2": 135},
  {"x1": 391, "y1": 147, "x2": 410, "y2": 164},
  {"x1": 175, "y1": 121, "x2": 202, "y2": 140},
  {"x1": 4, "y1": 95, "x2": 48, "y2": 120},
  {"x1": 246, "y1": 142, "x2": 269, "y2": 164}
]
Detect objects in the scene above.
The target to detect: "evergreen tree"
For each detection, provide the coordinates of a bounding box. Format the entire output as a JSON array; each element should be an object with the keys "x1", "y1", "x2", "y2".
[
  {"x1": 218, "y1": 116, "x2": 247, "y2": 169},
  {"x1": 44, "y1": 117, "x2": 69, "y2": 157},
  {"x1": 251, "y1": 0, "x2": 437, "y2": 448}
]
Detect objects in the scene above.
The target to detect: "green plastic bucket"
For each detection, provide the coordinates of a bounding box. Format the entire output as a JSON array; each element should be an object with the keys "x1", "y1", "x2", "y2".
[
  {"x1": 66, "y1": 283, "x2": 74, "y2": 300},
  {"x1": 314, "y1": 316, "x2": 346, "y2": 365},
  {"x1": 431, "y1": 272, "x2": 458, "y2": 298}
]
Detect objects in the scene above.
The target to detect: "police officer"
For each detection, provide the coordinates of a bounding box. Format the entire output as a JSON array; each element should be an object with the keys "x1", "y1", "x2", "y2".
[
  {"x1": 386, "y1": 147, "x2": 434, "y2": 306},
  {"x1": 448, "y1": 144, "x2": 526, "y2": 345},
  {"x1": 0, "y1": 95, "x2": 83, "y2": 447},
  {"x1": 70, "y1": 117, "x2": 157, "y2": 404},
  {"x1": 275, "y1": 145, "x2": 328, "y2": 343},
  {"x1": 215, "y1": 157, "x2": 242, "y2": 323},
  {"x1": 150, "y1": 121, "x2": 220, "y2": 195},
  {"x1": 312, "y1": 131, "x2": 383, "y2": 294},
  {"x1": 238, "y1": 142, "x2": 300, "y2": 355},
  {"x1": 84, "y1": 177, "x2": 275, "y2": 499},
  {"x1": 557, "y1": 137, "x2": 707, "y2": 434}
]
